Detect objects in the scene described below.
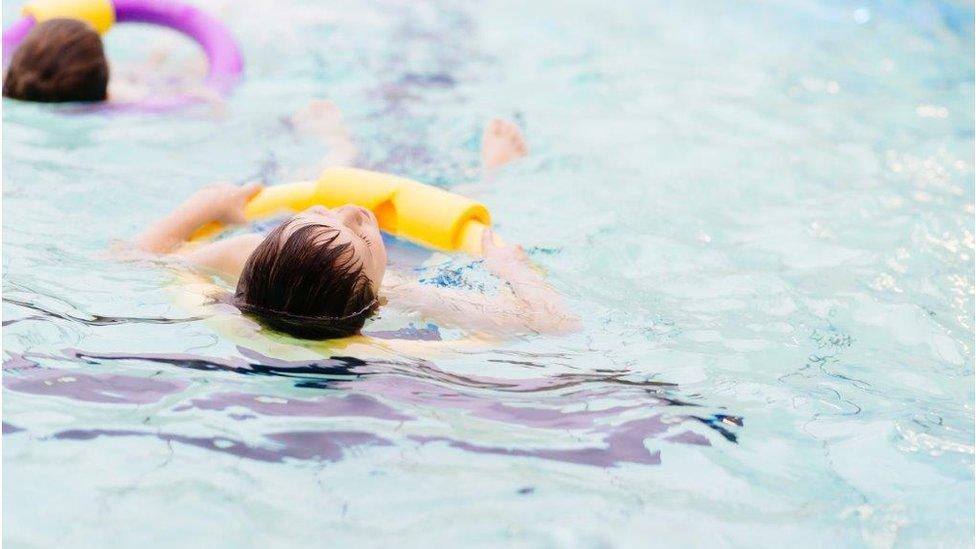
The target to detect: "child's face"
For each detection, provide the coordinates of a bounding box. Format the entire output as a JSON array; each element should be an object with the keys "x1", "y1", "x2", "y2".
[{"x1": 290, "y1": 205, "x2": 388, "y2": 288}]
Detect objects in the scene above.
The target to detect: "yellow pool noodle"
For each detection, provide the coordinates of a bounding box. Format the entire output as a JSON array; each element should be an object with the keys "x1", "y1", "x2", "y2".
[
  {"x1": 23, "y1": 0, "x2": 115, "y2": 34},
  {"x1": 192, "y1": 167, "x2": 496, "y2": 255}
]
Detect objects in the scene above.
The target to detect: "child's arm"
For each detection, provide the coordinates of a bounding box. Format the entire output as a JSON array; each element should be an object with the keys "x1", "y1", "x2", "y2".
[
  {"x1": 383, "y1": 231, "x2": 580, "y2": 336},
  {"x1": 132, "y1": 182, "x2": 264, "y2": 277},
  {"x1": 481, "y1": 231, "x2": 580, "y2": 334},
  {"x1": 134, "y1": 182, "x2": 261, "y2": 253}
]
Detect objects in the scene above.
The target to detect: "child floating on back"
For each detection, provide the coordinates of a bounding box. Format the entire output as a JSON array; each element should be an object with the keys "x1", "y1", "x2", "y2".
[{"x1": 131, "y1": 106, "x2": 578, "y2": 339}]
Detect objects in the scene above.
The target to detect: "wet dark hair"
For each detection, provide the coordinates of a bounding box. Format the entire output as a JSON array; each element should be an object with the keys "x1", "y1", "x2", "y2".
[
  {"x1": 234, "y1": 219, "x2": 379, "y2": 340},
  {"x1": 3, "y1": 18, "x2": 109, "y2": 103}
]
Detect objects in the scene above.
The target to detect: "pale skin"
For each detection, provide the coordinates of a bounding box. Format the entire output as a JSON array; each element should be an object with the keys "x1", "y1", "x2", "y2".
[{"x1": 135, "y1": 104, "x2": 578, "y2": 336}]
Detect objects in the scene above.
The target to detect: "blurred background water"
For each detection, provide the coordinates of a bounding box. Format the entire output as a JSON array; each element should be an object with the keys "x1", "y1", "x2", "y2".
[{"x1": 3, "y1": 0, "x2": 974, "y2": 546}]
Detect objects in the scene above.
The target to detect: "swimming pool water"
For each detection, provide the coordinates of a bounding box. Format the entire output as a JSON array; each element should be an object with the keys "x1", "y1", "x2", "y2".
[{"x1": 3, "y1": 0, "x2": 974, "y2": 546}]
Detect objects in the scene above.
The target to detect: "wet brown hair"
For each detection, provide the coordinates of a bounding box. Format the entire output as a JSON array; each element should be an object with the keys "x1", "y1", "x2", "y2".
[
  {"x1": 235, "y1": 219, "x2": 379, "y2": 340},
  {"x1": 3, "y1": 18, "x2": 109, "y2": 103}
]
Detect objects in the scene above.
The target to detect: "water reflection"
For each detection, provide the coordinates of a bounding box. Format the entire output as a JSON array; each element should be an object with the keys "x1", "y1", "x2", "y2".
[
  {"x1": 3, "y1": 347, "x2": 742, "y2": 468},
  {"x1": 52, "y1": 428, "x2": 392, "y2": 463}
]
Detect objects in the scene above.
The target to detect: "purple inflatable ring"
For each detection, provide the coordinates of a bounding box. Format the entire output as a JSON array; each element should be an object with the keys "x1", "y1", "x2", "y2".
[{"x1": 3, "y1": 0, "x2": 243, "y2": 102}]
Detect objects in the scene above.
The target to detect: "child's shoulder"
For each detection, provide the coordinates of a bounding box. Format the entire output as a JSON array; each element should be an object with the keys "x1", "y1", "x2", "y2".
[{"x1": 179, "y1": 233, "x2": 265, "y2": 278}]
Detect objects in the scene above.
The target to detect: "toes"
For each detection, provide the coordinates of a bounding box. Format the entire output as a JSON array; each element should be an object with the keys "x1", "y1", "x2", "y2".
[
  {"x1": 503, "y1": 123, "x2": 526, "y2": 149},
  {"x1": 308, "y1": 100, "x2": 338, "y2": 115},
  {"x1": 481, "y1": 118, "x2": 528, "y2": 166},
  {"x1": 487, "y1": 118, "x2": 505, "y2": 135}
]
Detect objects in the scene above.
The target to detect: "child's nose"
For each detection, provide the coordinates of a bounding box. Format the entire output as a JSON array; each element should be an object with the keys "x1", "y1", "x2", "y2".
[{"x1": 336, "y1": 205, "x2": 367, "y2": 228}]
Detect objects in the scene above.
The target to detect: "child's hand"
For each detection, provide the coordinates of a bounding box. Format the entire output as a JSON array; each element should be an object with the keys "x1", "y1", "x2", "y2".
[
  {"x1": 134, "y1": 182, "x2": 264, "y2": 256},
  {"x1": 480, "y1": 228, "x2": 578, "y2": 334},
  {"x1": 190, "y1": 182, "x2": 264, "y2": 225},
  {"x1": 482, "y1": 229, "x2": 529, "y2": 276}
]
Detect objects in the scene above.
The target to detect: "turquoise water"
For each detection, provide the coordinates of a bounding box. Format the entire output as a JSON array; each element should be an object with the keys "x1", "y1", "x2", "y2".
[{"x1": 3, "y1": 0, "x2": 974, "y2": 546}]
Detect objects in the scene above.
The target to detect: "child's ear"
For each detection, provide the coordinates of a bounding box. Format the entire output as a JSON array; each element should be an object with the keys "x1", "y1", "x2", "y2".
[{"x1": 378, "y1": 295, "x2": 389, "y2": 306}]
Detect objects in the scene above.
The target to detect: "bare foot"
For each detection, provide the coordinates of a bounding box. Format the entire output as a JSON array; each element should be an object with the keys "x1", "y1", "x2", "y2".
[
  {"x1": 481, "y1": 118, "x2": 528, "y2": 169},
  {"x1": 291, "y1": 99, "x2": 358, "y2": 166},
  {"x1": 291, "y1": 100, "x2": 350, "y2": 141}
]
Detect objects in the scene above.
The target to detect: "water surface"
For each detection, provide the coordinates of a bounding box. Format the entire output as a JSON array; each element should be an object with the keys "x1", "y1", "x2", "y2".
[{"x1": 3, "y1": 0, "x2": 973, "y2": 546}]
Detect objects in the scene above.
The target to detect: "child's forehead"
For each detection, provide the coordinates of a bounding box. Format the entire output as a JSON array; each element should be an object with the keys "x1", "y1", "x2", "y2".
[
  {"x1": 276, "y1": 217, "x2": 357, "y2": 251},
  {"x1": 286, "y1": 216, "x2": 337, "y2": 234}
]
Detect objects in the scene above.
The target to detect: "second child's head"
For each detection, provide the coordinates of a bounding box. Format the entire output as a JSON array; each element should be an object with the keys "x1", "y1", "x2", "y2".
[
  {"x1": 235, "y1": 205, "x2": 388, "y2": 340},
  {"x1": 3, "y1": 18, "x2": 109, "y2": 103}
]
